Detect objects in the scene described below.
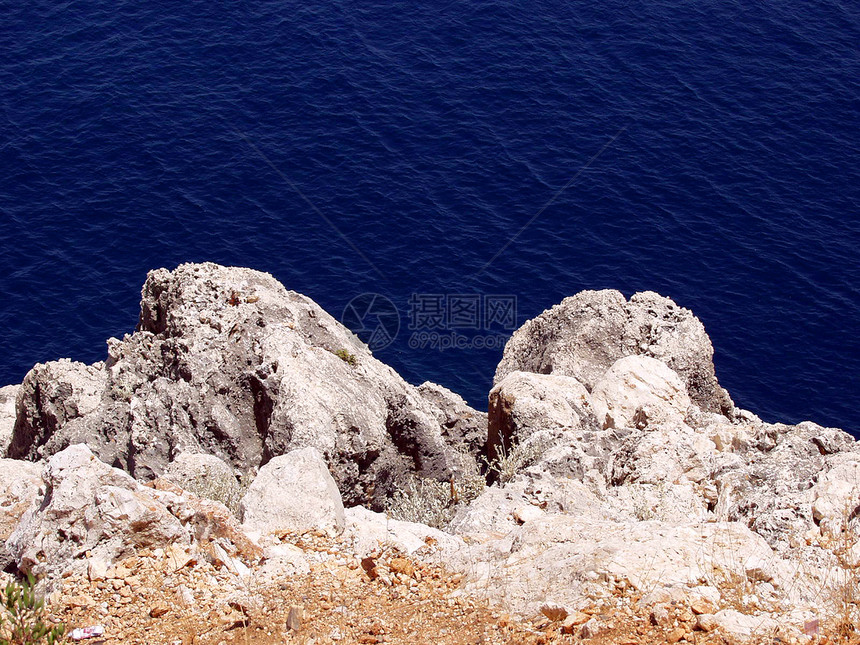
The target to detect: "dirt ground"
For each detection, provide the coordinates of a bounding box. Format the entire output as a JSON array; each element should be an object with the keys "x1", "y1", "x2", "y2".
[{"x1": 47, "y1": 530, "x2": 842, "y2": 645}]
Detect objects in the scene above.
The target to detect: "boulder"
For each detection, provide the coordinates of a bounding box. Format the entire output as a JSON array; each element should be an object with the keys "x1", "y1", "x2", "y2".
[
  {"x1": 162, "y1": 452, "x2": 242, "y2": 514},
  {"x1": 7, "y1": 263, "x2": 487, "y2": 508},
  {"x1": 811, "y1": 453, "x2": 860, "y2": 537},
  {"x1": 0, "y1": 458, "x2": 42, "y2": 565},
  {"x1": 448, "y1": 514, "x2": 786, "y2": 617},
  {"x1": 494, "y1": 290, "x2": 732, "y2": 415},
  {"x1": 239, "y1": 447, "x2": 345, "y2": 536},
  {"x1": 487, "y1": 371, "x2": 595, "y2": 465},
  {"x1": 6, "y1": 445, "x2": 188, "y2": 583},
  {"x1": 345, "y1": 505, "x2": 465, "y2": 558},
  {"x1": 590, "y1": 355, "x2": 691, "y2": 430}
]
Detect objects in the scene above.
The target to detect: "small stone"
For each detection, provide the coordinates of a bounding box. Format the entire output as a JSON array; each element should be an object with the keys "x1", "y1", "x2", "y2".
[
  {"x1": 67, "y1": 595, "x2": 95, "y2": 608},
  {"x1": 88, "y1": 558, "x2": 109, "y2": 582},
  {"x1": 388, "y1": 558, "x2": 414, "y2": 577},
  {"x1": 667, "y1": 627, "x2": 686, "y2": 643},
  {"x1": 513, "y1": 505, "x2": 544, "y2": 524},
  {"x1": 580, "y1": 617, "x2": 606, "y2": 640},
  {"x1": 361, "y1": 557, "x2": 379, "y2": 580},
  {"x1": 561, "y1": 611, "x2": 591, "y2": 634},
  {"x1": 286, "y1": 605, "x2": 302, "y2": 632},
  {"x1": 149, "y1": 603, "x2": 170, "y2": 618},
  {"x1": 650, "y1": 604, "x2": 670, "y2": 626},
  {"x1": 689, "y1": 597, "x2": 716, "y2": 615},
  {"x1": 695, "y1": 614, "x2": 718, "y2": 632},
  {"x1": 540, "y1": 602, "x2": 568, "y2": 622}
]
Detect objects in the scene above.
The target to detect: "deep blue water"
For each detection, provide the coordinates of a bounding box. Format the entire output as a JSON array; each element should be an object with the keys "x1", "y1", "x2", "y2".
[{"x1": 1, "y1": 1, "x2": 858, "y2": 433}]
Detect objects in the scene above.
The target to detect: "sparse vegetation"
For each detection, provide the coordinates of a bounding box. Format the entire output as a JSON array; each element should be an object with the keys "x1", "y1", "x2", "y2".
[
  {"x1": 486, "y1": 437, "x2": 548, "y2": 484},
  {"x1": 334, "y1": 349, "x2": 358, "y2": 367},
  {"x1": 824, "y1": 490, "x2": 860, "y2": 643},
  {"x1": 179, "y1": 473, "x2": 246, "y2": 516},
  {"x1": 0, "y1": 575, "x2": 64, "y2": 645},
  {"x1": 386, "y1": 473, "x2": 486, "y2": 529}
]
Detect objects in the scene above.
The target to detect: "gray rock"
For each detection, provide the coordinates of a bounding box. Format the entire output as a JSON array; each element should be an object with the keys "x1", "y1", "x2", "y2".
[
  {"x1": 7, "y1": 359, "x2": 105, "y2": 460},
  {"x1": 162, "y1": 452, "x2": 242, "y2": 514},
  {"x1": 239, "y1": 447, "x2": 345, "y2": 536},
  {"x1": 494, "y1": 290, "x2": 733, "y2": 415},
  {"x1": 8, "y1": 263, "x2": 486, "y2": 508},
  {"x1": 0, "y1": 385, "x2": 20, "y2": 454}
]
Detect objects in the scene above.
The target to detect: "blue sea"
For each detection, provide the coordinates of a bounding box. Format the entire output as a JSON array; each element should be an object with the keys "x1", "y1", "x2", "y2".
[{"x1": 1, "y1": 1, "x2": 858, "y2": 433}]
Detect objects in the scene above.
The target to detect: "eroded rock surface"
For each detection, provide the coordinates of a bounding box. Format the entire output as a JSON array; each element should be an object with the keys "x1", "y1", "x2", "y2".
[
  {"x1": 494, "y1": 289, "x2": 733, "y2": 415},
  {"x1": 7, "y1": 263, "x2": 486, "y2": 508}
]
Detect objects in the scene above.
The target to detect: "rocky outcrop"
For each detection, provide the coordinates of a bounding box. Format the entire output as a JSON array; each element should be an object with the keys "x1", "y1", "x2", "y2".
[
  {"x1": 494, "y1": 290, "x2": 733, "y2": 415},
  {"x1": 487, "y1": 371, "x2": 596, "y2": 469},
  {"x1": 3, "y1": 273, "x2": 860, "y2": 642},
  {"x1": 591, "y1": 354, "x2": 691, "y2": 430},
  {"x1": 0, "y1": 457, "x2": 42, "y2": 566},
  {"x1": 7, "y1": 263, "x2": 486, "y2": 508},
  {"x1": 7, "y1": 360, "x2": 105, "y2": 460},
  {"x1": 7, "y1": 445, "x2": 188, "y2": 583}
]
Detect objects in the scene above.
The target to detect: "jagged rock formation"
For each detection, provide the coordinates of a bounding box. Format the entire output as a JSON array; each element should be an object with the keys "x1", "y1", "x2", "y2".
[
  {"x1": 7, "y1": 263, "x2": 486, "y2": 508},
  {"x1": 494, "y1": 289, "x2": 733, "y2": 415}
]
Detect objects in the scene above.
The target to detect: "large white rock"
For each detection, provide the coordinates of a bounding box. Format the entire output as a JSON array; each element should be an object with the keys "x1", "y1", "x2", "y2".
[
  {"x1": 487, "y1": 371, "x2": 594, "y2": 461},
  {"x1": 240, "y1": 447, "x2": 345, "y2": 536},
  {"x1": 6, "y1": 445, "x2": 188, "y2": 583},
  {"x1": 811, "y1": 453, "x2": 860, "y2": 536},
  {"x1": 495, "y1": 290, "x2": 733, "y2": 415},
  {"x1": 449, "y1": 515, "x2": 786, "y2": 617},
  {"x1": 345, "y1": 506, "x2": 465, "y2": 558},
  {"x1": 591, "y1": 355, "x2": 691, "y2": 430},
  {"x1": 0, "y1": 458, "x2": 42, "y2": 550},
  {"x1": 0, "y1": 385, "x2": 20, "y2": 454}
]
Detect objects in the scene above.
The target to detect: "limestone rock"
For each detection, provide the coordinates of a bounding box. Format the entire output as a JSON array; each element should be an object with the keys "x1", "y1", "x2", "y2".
[
  {"x1": 8, "y1": 359, "x2": 105, "y2": 460},
  {"x1": 0, "y1": 458, "x2": 42, "y2": 539},
  {"x1": 240, "y1": 447, "x2": 345, "y2": 536},
  {"x1": 6, "y1": 444, "x2": 188, "y2": 583},
  {"x1": 811, "y1": 453, "x2": 860, "y2": 536},
  {"x1": 487, "y1": 371, "x2": 596, "y2": 465},
  {"x1": 345, "y1": 505, "x2": 465, "y2": 558},
  {"x1": 449, "y1": 515, "x2": 781, "y2": 616},
  {"x1": 590, "y1": 355, "x2": 691, "y2": 430},
  {"x1": 698, "y1": 609, "x2": 780, "y2": 639},
  {"x1": 494, "y1": 290, "x2": 732, "y2": 415},
  {"x1": 0, "y1": 458, "x2": 42, "y2": 567},
  {"x1": 8, "y1": 263, "x2": 486, "y2": 508},
  {"x1": 0, "y1": 385, "x2": 20, "y2": 454}
]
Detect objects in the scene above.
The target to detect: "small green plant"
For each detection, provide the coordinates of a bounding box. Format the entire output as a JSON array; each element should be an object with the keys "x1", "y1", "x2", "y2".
[
  {"x1": 334, "y1": 349, "x2": 357, "y2": 367},
  {"x1": 0, "y1": 574, "x2": 64, "y2": 645}
]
